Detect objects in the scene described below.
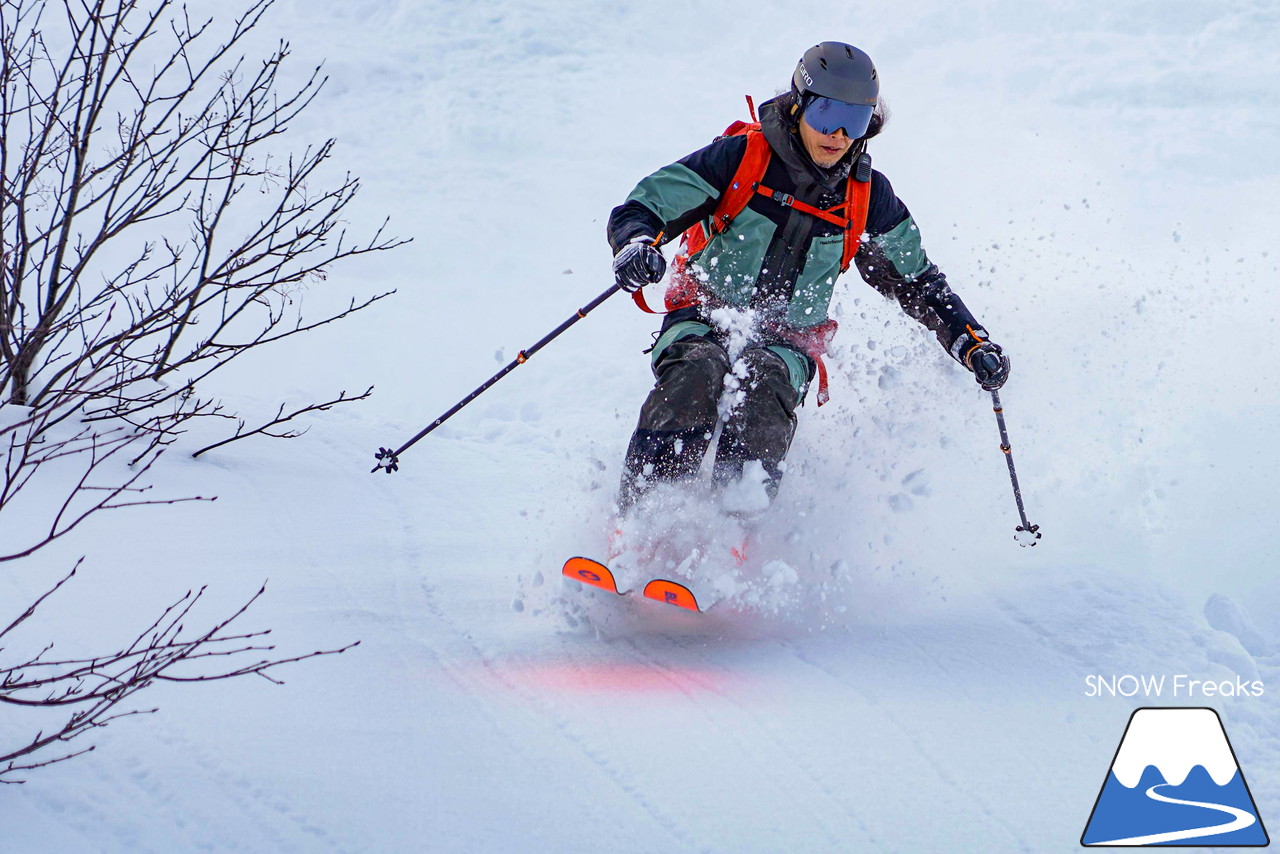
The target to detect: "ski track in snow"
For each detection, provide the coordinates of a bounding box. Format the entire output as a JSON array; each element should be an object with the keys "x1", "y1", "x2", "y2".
[
  {"x1": 622, "y1": 634, "x2": 873, "y2": 852},
  {"x1": 777, "y1": 633, "x2": 1035, "y2": 852},
  {"x1": 374, "y1": 469, "x2": 707, "y2": 852}
]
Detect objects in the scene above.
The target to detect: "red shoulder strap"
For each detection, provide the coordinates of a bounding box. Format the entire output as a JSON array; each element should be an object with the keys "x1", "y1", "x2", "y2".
[
  {"x1": 753, "y1": 164, "x2": 872, "y2": 273},
  {"x1": 841, "y1": 175, "x2": 871, "y2": 273},
  {"x1": 709, "y1": 128, "x2": 771, "y2": 236},
  {"x1": 665, "y1": 125, "x2": 769, "y2": 301}
]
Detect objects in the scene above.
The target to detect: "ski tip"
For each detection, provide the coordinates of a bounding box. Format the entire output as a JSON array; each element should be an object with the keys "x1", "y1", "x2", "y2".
[
  {"x1": 642, "y1": 579, "x2": 701, "y2": 612},
  {"x1": 562, "y1": 556, "x2": 620, "y2": 594}
]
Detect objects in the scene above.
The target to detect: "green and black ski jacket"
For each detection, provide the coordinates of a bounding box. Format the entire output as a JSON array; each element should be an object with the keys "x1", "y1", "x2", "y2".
[{"x1": 607, "y1": 97, "x2": 987, "y2": 362}]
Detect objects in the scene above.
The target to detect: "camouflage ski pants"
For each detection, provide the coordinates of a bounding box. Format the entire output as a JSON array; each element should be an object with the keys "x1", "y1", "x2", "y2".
[{"x1": 618, "y1": 320, "x2": 812, "y2": 511}]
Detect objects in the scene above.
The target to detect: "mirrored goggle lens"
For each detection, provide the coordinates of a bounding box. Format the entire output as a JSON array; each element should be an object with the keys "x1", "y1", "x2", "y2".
[{"x1": 803, "y1": 96, "x2": 874, "y2": 137}]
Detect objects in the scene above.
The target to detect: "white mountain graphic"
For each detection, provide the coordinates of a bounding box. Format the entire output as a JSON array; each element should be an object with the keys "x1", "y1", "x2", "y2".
[
  {"x1": 1111, "y1": 707, "x2": 1240, "y2": 787},
  {"x1": 1081, "y1": 707, "x2": 1269, "y2": 847}
]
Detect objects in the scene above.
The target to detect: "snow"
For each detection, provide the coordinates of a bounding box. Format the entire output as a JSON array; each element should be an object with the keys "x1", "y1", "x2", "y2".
[{"x1": 4, "y1": 0, "x2": 1280, "y2": 851}]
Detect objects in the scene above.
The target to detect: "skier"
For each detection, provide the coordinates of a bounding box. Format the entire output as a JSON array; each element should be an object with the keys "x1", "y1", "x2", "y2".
[{"x1": 608, "y1": 41, "x2": 1010, "y2": 515}]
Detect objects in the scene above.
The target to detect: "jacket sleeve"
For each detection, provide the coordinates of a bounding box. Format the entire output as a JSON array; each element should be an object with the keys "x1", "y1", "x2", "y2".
[
  {"x1": 607, "y1": 135, "x2": 748, "y2": 253},
  {"x1": 855, "y1": 169, "x2": 988, "y2": 364}
]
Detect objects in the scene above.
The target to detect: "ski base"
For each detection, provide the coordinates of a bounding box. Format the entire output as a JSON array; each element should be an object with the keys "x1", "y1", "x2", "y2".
[{"x1": 561, "y1": 557, "x2": 703, "y2": 612}]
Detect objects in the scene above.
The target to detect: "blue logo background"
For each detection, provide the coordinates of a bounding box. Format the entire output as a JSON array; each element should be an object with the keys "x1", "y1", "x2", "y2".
[{"x1": 1081, "y1": 708, "x2": 1269, "y2": 847}]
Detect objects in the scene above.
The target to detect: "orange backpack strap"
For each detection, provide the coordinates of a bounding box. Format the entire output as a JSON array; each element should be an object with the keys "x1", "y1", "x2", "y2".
[
  {"x1": 755, "y1": 184, "x2": 851, "y2": 230},
  {"x1": 754, "y1": 159, "x2": 871, "y2": 274},
  {"x1": 709, "y1": 129, "x2": 772, "y2": 236},
  {"x1": 644, "y1": 125, "x2": 772, "y2": 315},
  {"x1": 840, "y1": 174, "x2": 871, "y2": 273}
]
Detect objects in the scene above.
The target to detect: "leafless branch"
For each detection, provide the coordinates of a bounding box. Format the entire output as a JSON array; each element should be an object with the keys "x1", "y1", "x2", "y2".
[
  {"x1": 191, "y1": 385, "x2": 373, "y2": 458},
  {"x1": 0, "y1": 566, "x2": 359, "y2": 783}
]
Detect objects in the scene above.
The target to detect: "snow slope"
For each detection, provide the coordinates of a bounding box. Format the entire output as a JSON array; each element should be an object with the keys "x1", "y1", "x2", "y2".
[{"x1": 4, "y1": 0, "x2": 1280, "y2": 851}]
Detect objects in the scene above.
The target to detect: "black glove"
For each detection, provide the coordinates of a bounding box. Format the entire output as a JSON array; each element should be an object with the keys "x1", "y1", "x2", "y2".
[
  {"x1": 970, "y1": 342, "x2": 1011, "y2": 390},
  {"x1": 612, "y1": 235, "x2": 666, "y2": 292},
  {"x1": 952, "y1": 327, "x2": 1010, "y2": 390}
]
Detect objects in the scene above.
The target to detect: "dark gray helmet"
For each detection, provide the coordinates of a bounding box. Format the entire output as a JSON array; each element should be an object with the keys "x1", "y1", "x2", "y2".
[{"x1": 792, "y1": 42, "x2": 879, "y2": 107}]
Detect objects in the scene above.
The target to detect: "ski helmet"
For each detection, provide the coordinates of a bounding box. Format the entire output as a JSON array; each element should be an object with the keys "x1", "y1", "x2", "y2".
[{"x1": 792, "y1": 42, "x2": 879, "y2": 137}]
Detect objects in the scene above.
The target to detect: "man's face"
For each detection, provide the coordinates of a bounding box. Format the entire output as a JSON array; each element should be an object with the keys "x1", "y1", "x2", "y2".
[{"x1": 798, "y1": 115, "x2": 853, "y2": 168}]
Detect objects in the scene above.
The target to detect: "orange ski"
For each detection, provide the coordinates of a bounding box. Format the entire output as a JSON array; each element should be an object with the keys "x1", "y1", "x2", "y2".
[
  {"x1": 561, "y1": 558, "x2": 705, "y2": 612},
  {"x1": 642, "y1": 579, "x2": 700, "y2": 612},
  {"x1": 562, "y1": 557, "x2": 620, "y2": 593}
]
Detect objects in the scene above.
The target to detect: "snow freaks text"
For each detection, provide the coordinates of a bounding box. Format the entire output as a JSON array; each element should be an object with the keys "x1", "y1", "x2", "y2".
[{"x1": 1085, "y1": 675, "x2": 1265, "y2": 699}]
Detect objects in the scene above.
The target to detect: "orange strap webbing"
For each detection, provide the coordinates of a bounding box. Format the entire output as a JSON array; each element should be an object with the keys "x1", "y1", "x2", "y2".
[
  {"x1": 754, "y1": 175, "x2": 870, "y2": 273},
  {"x1": 709, "y1": 130, "x2": 773, "y2": 237},
  {"x1": 841, "y1": 177, "x2": 871, "y2": 272}
]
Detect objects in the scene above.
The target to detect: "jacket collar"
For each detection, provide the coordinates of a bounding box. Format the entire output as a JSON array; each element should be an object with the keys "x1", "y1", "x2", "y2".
[{"x1": 758, "y1": 96, "x2": 852, "y2": 191}]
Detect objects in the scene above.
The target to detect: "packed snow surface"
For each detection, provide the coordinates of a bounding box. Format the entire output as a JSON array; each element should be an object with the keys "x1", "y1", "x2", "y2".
[{"x1": 4, "y1": 0, "x2": 1280, "y2": 852}]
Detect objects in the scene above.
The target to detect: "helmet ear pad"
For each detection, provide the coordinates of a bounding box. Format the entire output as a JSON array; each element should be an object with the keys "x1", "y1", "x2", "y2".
[{"x1": 862, "y1": 97, "x2": 889, "y2": 141}]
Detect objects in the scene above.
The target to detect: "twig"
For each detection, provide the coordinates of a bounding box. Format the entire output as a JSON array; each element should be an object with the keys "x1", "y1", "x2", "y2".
[{"x1": 190, "y1": 386, "x2": 372, "y2": 458}]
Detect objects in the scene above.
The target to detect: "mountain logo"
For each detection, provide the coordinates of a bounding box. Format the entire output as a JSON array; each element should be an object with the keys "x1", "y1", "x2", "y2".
[{"x1": 1081, "y1": 707, "x2": 1269, "y2": 847}]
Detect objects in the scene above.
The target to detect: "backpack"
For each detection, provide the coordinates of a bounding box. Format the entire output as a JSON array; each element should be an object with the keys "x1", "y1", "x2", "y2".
[{"x1": 633, "y1": 97, "x2": 874, "y2": 405}]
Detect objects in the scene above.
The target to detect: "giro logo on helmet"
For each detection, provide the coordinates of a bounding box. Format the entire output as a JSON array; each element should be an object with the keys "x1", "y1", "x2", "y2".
[{"x1": 798, "y1": 61, "x2": 814, "y2": 87}]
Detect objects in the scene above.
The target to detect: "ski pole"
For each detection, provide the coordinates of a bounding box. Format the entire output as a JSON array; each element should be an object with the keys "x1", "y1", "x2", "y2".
[
  {"x1": 371, "y1": 281, "x2": 625, "y2": 473},
  {"x1": 987, "y1": 382, "x2": 1041, "y2": 546}
]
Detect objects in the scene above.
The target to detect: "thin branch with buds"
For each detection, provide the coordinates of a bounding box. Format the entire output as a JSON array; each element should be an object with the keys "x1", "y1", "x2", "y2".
[
  {"x1": 0, "y1": 565, "x2": 358, "y2": 783},
  {"x1": 191, "y1": 386, "x2": 373, "y2": 458}
]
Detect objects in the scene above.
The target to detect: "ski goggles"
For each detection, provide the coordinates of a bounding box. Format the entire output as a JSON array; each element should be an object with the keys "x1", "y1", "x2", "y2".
[{"x1": 802, "y1": 95, "x2": 875, "y2": 137}]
